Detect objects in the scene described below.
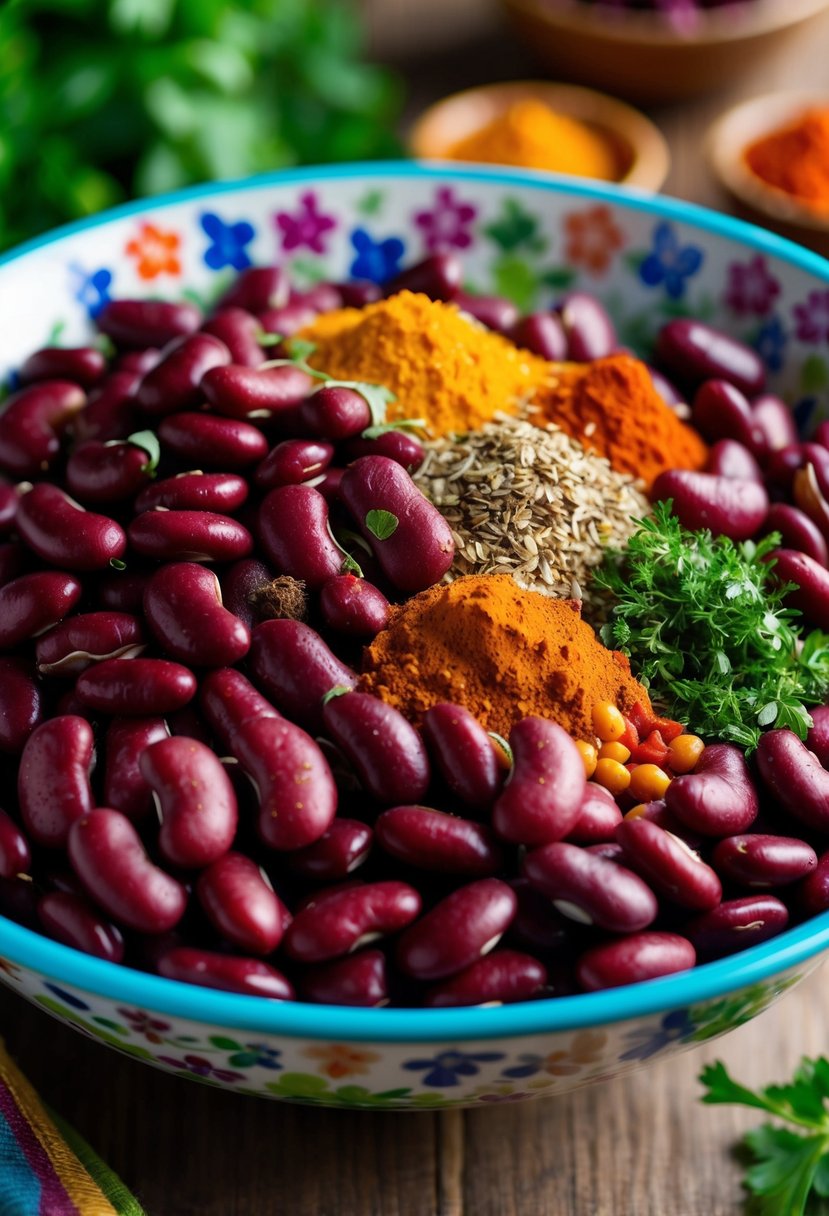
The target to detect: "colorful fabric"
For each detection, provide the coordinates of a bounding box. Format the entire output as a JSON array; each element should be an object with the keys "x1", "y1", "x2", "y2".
[{"x1": 0, "y1": 1037, "x2": 145, "y2": 1215}]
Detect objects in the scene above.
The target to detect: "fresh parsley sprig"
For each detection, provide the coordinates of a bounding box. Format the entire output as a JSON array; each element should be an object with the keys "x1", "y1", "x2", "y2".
[{"x1": 593, "y1": 502, "x2": 829, "y2": 750}]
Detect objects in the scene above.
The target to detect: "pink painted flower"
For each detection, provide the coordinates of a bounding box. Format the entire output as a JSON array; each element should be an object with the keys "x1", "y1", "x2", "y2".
[
  {"x1": 274, "y1": 192, "x2": 337, "y2": 254},
  {"x1": 157, "y1": 1054, "x2": 244, "y2": 1083},
  {"x1": 724, "y1": 255, "x2": 781, "y2": 317},
  {"x1": 117, "y1": 1008, "x2": 172, "y2": 1044},
  {"x1": 564, "y1": 205, "x2": 624, "y2": 275},
  {"x1": 125, "y1": 223, "x2": 181, "y2": 280},
  {"x1": 414, "y1": 187, "x2": 477, "y2": 252},
  {"x1": 794, "y1": 291, "x2": 829, "y2": 344}
]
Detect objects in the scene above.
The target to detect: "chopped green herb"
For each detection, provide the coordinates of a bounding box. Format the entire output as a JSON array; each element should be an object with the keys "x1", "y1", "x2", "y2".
[
  {"x1": 285, "y1": 338, "x2": 319, "y2": 364},
  {"x1": 321, "y1": 685, "x2": 351, "y2": 706},
  {"x1": 365, "y1": 509, "x2": 399, "y2": 540},
  {"x1": 109, "y1": 558, "x2": 127, "y2": 571},
  {"x1": 360, "y1": 418, "x2": 427, "y2": 440},
  {"x1": 127, "y1": 429, "x2": 161, "y2": 475}
]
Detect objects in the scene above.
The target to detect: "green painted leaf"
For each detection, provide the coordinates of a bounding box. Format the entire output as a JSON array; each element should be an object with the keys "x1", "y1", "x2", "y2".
[
  {"x1": 540, "y1": 267, "x2": 576, "y2": 291},
  {"x1": 290, "y1": 258, "x2": 329, "y2": 287},
  {"x1": 801, "y1": 355, "x2": 829, "y2": 395},
  {"x1": 365, "y1": 508, "x2": 398, "y2": 540},
  {"x1": 266, "y1": 1072, "x2": 331, "y2": 1098},
  {"x1": 491, "y1": 254, "x2": 539, "y2": 313},
  {"x1": 91, "y1": 1017, "x2": 128, "y2": 1035},
  {"x1": 356, "y1": 188, "x2": 384, "y2": 216},
  {"x1": 483, "y1": 199, "x2": 547, "y2": 254},
  {"x1": 46, "y1": 319, "x2": 67, "y2": 346},
  {"x1": 209, "y1": 1035, "x2": 242, "y2": 1050},
  {"x1": 624, "y1": 251, "x2": 647, "y2": 275}
]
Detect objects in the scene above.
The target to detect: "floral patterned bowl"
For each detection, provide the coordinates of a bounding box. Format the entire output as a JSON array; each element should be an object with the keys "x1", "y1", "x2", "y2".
[{"x1": 1, "y1": 163, "x2": 829, "y2": 1108}]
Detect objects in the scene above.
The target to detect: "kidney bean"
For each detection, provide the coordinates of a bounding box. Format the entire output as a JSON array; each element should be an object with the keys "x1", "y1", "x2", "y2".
[
  {"x1": 135, "y1": 333, "x2": 230, "y2": 417},
  {"x1": 577, "y1": 932, "x2": 696, "y2": 992},
  {"x1": 755, "y1": 728, "x2": 829, "y2": 830},
  {"x1": 665, "y1": 743, "x2": 757, "y2": 836},
  {"x1": 200, "y1": 308, "x2": 265, "y2": 368},
  {"x1": 290, "y1": 282, "x2": 343, "y2": 314},
  {"x1": 158, "y1": 946, "x2": 294, "y2": 999},
  {"x1": 75, "y1": 658, "x2": 197, "y2": 715},
  {"x1": 807, "y1": 705, "x2": 829, "y2": 766},
  {"x1": 615, "y1": 818, "x2": 721, "y2": 911},
  {"x1": 766, "y1": 548, "x2": 829, "y2": 628},
  {"x1": 454, "y1": 291, "x2": 518, "y2": 333},
  {"x1": 396, "y1": 879, "x2": 516, "y2": 980},
  {"x1": 0, "y1": 542, "x2": 22, "y2": 588},
  {"x1": 685, "y1": 894, "x2": 789, "y2": 958},
  {"x1": 523, "y1": 842, "x2": 657, "y2": 931},
  {"x1": 316, "y1": 466, "x2": 346, "y2": 502},
  {"x1": 197, "y1": 853, "x2": 287, "y2": 955},
  {"x1": 655, "y1": 319, "x2": 766, "y2": 397},
  {"x1": 286, "y1": 881, "x2": 421, "y2": 964},
  {"x1": 322, "y1": 690, "x2": 430, "y2": 805},
  {"x1": 116, "y1": 348, "x2": 162, "y2": 376},
  {"x1": 135, "y1": 471, "x2": 248, "y2": 515},
  {"x1": 567, "y1": 783, "x2": 623, "y2": 844},
  {"x1": 72, "y1": 371, "x2": 141, "y2": 444},
  {"x1": 103, "y1": 717, "x2": 169, "y2": 821},
  {"x1": 218, "y1": 559, "x2": 272, "y2": 630},
  {"x1": 234, "y1": 714, "x2": 338, "y2": 850},
  {"x1": 254, "y1": 439, "x2": 335, "y2": 491},
  {"x1": 287, "y1": 819, "x2": 373, "y2": 881},
  {"x1": 422, "y1": 703, "x2": 504, "y2": 812},
  {"x1": 492, "y1": 718, "x2": 586, "y2": 846},
  {"x1": 0, "y1": 481, "x2": 17, "y2": 536},
  {"x1": 166, "y1": 706, "x2": 212, "y2": 745},
  {"x1": 423, "y1": 949, "x2": 547, "y2": 1007},
  {"x1": 139, "y1": 736, "x2": 238, "y2": 868},
  {"x1": 752, "y1": 394, "x2": 798, "y2": 454},
  {"x1": 0, "y1": 809, "x2": 31, "y2": 878},
  {"x1": 558, "y1": 292, "x2": 617, "y2": 361},
  {"x1": 692, "y1": 380, "x2": 764, "y2": 451},
  {"x1": 651, "y1": 470, "x2": 768, "y2": 541},
  {"x1": 0, "y1": 875, "x2": 39, "y2": 927},
  {"x1": 95, "y1": 569, "x2": 150, "y2": 614},
  {"x1": 705, "y1": 439, "x2": 763, "y2": 483},
  {"x1": 0, "y1": 658, "x2": 40, "y2": 758},
  {"x1": 509, "y1": 878, "x2": 571, "y2": 952},
  {"x1": 258, "y1": 484, "x2": 343, "y2": 587},
  {"x1": 158, "y1": 412, "x2": 268, "y2": 468},
  {"x1": 337, "y1": 279, "x2": 382, "y2": 308},
  {"x1": 385, "y1": 253, "x2": 461, "y2": 301},
  {"x1": 217, "y1": 265, "x2": 290, "y2": 314},
  {"x1": 647, "y1": 366, "x2": 684, "y2": 407},
  {"x1": 299, "y1": 386, "x2": 372, "y2": 441},
  {"x1": 339, "y1": 456, "x2": 454, "y2": 592},
  {"x1": 201, "y1": 363, "x2": 314, "y2": 422},
  {"x1": 797, "y1": 850, "x2": 829, "y2": 916},
  {"x1": 0, "y1": 570, "x2": 82, "y2": 647},
  {"x1": 200, "y1": 667, "x2": 279, "y2": 748},
  {"x1": 301, "y1": 949, "x2": 388, "y2": 1006},
  {"x1": 344, "y1": 430, "x2": 426, "y2": 472},
  {"x1": 96, "y1": 298, "x2": 201, "y2": 349},
  {"x1": 128, "y1": 509, "x2": 252, "y2": 563},
  {"x1": 508, "y1": 312, "x2": 567, "y2": 360},
  {"x1": 35, "y1": 612, "x2": 145, "y2": 677},
  {"x1": 19, "y1": 346, "x2": 107, "y2": 389},
  {"x1": 18, "y1": 716, "x2": 94, "y2": 847},
  {"x1": 712, "y1": 834, "x2": 817, "y2": 888},
  {"x1": 0, "y1": 380, "x2": 86, "y2": 476},
  {"x1": 762, "y1": 504, "x2": 828, "y2": 566},
  {"x1": 65, "y1": 439, "x2": 152, "y2": 504},
  {"x1": 258, "y1": 302, "x2": 319, "y2": 338},
  {"x1": 376, "y1": 806, "x2": 503, "y2": 876},
  {"x1": 319, "y1": 574, "x2": 390, "y2": 637},
  {"x1": 17, "y1": 483, "x2": 127, "y2": 571},
  {"x1": 144, "y1": 562, "x2": 250, "y2": 667},
  {"x1": 37, "y1": 891, "x2": 124, "y2": 962}
]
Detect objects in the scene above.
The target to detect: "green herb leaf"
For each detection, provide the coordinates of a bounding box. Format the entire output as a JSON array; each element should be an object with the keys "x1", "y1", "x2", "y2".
[
  {"x1": 321, "y1": 684, "x2": 351, "y2": 706},
  {"x1": 360, "y1": 418, "x2": 427, "y2": 440},
  {"x1": 109, "y1": 558, "x2": 127, "y2": 571},
  {"x1": 127, "y1": 429, "x2": 161, "y2": 474},
  {"x1": 365, "y1": 509, "x2": 398, "y2": 540},
  {"x1": 286, "y1": 338, "x2": 318, "y2": 364}
]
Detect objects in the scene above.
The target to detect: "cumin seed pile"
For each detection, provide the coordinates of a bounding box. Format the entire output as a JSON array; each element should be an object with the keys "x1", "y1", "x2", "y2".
[{"x1": 414, "y1": 414, "x2": 650, "y2": 605}]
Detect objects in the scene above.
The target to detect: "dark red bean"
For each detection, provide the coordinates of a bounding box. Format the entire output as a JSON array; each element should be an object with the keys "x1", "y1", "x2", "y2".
[
  {"x1": 0, "y1": 542, "x2": 22, "y2": 588},
  {"x1": 0, "y1": 570, "x2": 82, "y2": 647},
  {"x1": 158, "y1": 946, "x2": 294, "y2": 999},
  {"x1": 492, "y1": 717, "x2": 586, "y2": 846},
  {"x1": 511, "y1": 312, "x2": 568, "y2": 361},
  {"x1": 376, "y1": 806, "x2": 503, "y2": 875},
  {"x1": 558, "y1": 292, "x2": 617, "y2": 361},
  {"x1": 692, "y1": 380, "x2": 764, "y2": 451},
  {"x1": 128, "y1": 509, "x2": 252, "y2": 563},
  {"x1": 95, "y1": 569, "x2": 150, "y2": 614},
  {"x1": 289, "y1": 283, "x2": 343, "y2": 314},
  {"x1": 298, "y1": 386, "x2": 371, "y2": 441},
  {"x1": 384, "y1": 253, "x2": 462, "y2": 301},
  {"x1": 300, "y1": 949, "x2": 388, "y2": 1006},
  {"x1": 651, "y1": 470, "x2": 768, "y2": 542},
  {"x1": 258, "y1": 302, "x2": 318, "y2": 338},
  {"x1": 344, "y1": 430, "x2": 426, "y2": 473},
  {"x1": 523, "y1": 842, "x2": 657, "y2": 932},
  {"x1": 18, "y1": 716, "x2": 95, "y2": 847},
  {"x1": 577, "y1": 932, "x2": 696, "y2": 992},
  {"x1": 755, "y1": 728, "x2": 829, "y2": 831},
  {"x1": 37, "y1": 891, "x2": 124, "y2": 962},
  {"x1": 200, "y1": 308, "x2": 265, "y2": 367},
  {"x1": 65, "y1": 439, "x2": 153, "y2": 504},
  {"x1": 397, "y1": 878, "x2": 516, "y2": 980},
  {"x1": 337, "y1": 280, "x2": 382, "y2": 308},
  {"x1": 751, "y1": 394, "x2": 798, "y2": 454},
  {"x1": 763, "y1": 504, "x2": 828, "y2": 566},
  {"x1": 286, "y1": 881, "x2": 422, "y2": 963},
  {"x1": 136, "y1": 333, "x2": 230, "y2": 416},
  {"x1": 140, "y1": 736, "x2": 238, "y2": 869},
  {"x1": 253, "y1": 440, "x2": 335, "y2": 491},
  {"x1": 315, "y1": 466, "x2": 346, "y2": 502},
  {"x1": 115, "y1": 349, "x2": 161, "y2": 375},
  {"x1": 423, "y1": 949, "x2": 547, "y2": 1007},
  {"x1": 135, "y1": 471, "x2": 248, "y2": 515},
  {"x1": 72, "y1": 371, "x2": 141, "y2": 444},
  {"x1": 249, "y1": 618, "x2": 357, "y2": 732},
  {"x1": 0, "y1": 809, "x2": 31, "y2": 878},
  {"x1": 509, "y1": 878, "x2": 571, "y2": 952},
  {"x1": 712, "y1": 834, "x2": 817, "y2": 888},
  {"x1": 567, "y1": 783, "x2": 623, "y2": 845},
  {"x1": 615, "y1": 818, "x2": 722, "y2": 911},
  {"x1": 322, "y1": 690, "x2": 430, "y2": 805},
  {"x1": 706, "y1": 439, "x2": 763, "y2": 483},
  {"x1": 158, "y1": 412, "x2": 269, "y2": 468},
  {"x1": 19, "y1": 346, "x2": 107, "y2": 389},
  {"x1": 216, "y1": 265, "x2": 290, "y2": 314},
  {"x1": 197, "y1": 852, "x2": 287, "y2": 955},
  {"x1": 0, "y1": 482, "x2": 17, "y2": 535},
  {"x1": 218, "y1": 559, "x2": 274, "y2": 630},
  {"x1": 287, "y1": 819, "x2": 373, "y2": 881},
  {"x1": 200, "y1": 667, "x2": 279, "y2": 748},
  {"x1": 0, "y1": 658, "x2": 42, "y2": 754},
  {"x1": 16, "y1": 484, "x2": 127, "y2": 571},
  {"x1": 75, "y1": 658, "x2": 197, "y2": 715},
  {"x1": 103, "y1": 717, "x2": 169, "y2": 822},
  {"x1": 454, "y1": 292, "x2": 519, "y2": 333},
  {"x1": 258, "y1": 484, "x2": 343, "y2": 588},
  {"x1": 685, "y1": 895, "x2": 789, "y2": 958},
  {"x1": 647, "y1": 366, "x2": 684, "y2": 407},
  {"x1": 144, "y1": 562, "x2": 250, "y2": 667},
  {"x1": 422, "y1": 703, "x2": 504, "y2": 812},
  {"x1": 807, "y1": 705, "x2": 829, "y2": 766},
  {"x1": 0, "y1": 381, "x2": 86, "y2": 476},
  {"x1": 96, "y1": 298, "x2": 201, "y2": 349},
  {"x1": 766, "y1": 548, "x2": 829, "y2": 629},
  {"x1": 798, "y1": 851, "x2": 829, "y2": 916},
  {"x1": 319, "y1": 574, "x2": 390, "y2": 637},
  {"x1": 665, "y1": 743, "x2": 758, "y2": 836},
  {"x1": 202, "y1": 363, "x2": 314, "y2": 424},
  {"x1": 36, "y1": 614, "x2": 145, "y2": 681},
  {"x1": 655, "y1": 319, "x2": 766, "y2": 396},
  {"x1": 0, "y1": 876, "x2": 39, "y2": 928}
]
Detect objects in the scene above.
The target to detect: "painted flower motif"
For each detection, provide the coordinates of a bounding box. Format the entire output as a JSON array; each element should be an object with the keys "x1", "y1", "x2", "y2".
[
  {"x1": 71, "y1": 265, "x2": 113, "y2": 319},
  {"x1": 200, "y1": 212, "x2": 255, "y2": 272},
  {"x1": 125, "y1": 222, "x2": 181, "y2": 280},
  {"x1": 794, "y1": 291, "x2": 829, "y2": 345},
  {"x1": 638, "y1": 221, "x2": 704, "y2": 299},
  {"x1": 116, "y1": 1008, "x2": 172, "y2": 1044},
  {"x1": 501, "y1": 1030, "x2": 607, "y2": 1079},
  {"x1": 563, "y1": 204, "x2": 625, "y2": 275},
  {"x1": 226, "y1": 1043, "x2": 283, "y2": 1070},
  {"x1": 470, "y1": 1083, "x2": 530, "y2": 1104},
  {"x1": 724, "y1": 254, "x2": 780, "y2": 317},
  {"x1": 302, "y1": 1044, "x2": 381, "y2": 1080},
  {"x1": 44, "y1": 983, "x2": 90, "y2": 1011},
  {"x1": 618, "y1": 1009, "x2": 695, "y2": 1062},
  {"x1": 349, "y1": 228, "x2": 405, "y2": 284},
  {"x1": 274, "y1": 192, "x2": 337, "y2": 255},
  {"x1": 753, "y1": 314, "x2": 788, "y2": 372},
  {"x1": 0, "y1": 958, "x2": 22, "y2": 982},
  {"x1": 157, "y1": 1054, "x2": 243, "y2": 1083},
  {"x1": 413, "y1": 186, "x2": 477, "y2": 252},
  {"x1": 403, "y1": 1049, "x2": 505, "y2": 1088}
]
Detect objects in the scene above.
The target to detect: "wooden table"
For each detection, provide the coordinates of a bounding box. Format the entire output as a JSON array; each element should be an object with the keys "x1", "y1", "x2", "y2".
[{"x1": 5, "y1": 7, "x2": 829, "y2": 1213}]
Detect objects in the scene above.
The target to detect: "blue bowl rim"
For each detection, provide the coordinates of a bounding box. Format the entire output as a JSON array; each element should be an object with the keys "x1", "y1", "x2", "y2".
[{"x1": 1, "y1": 160, "x2": 829, "y2": 1044}]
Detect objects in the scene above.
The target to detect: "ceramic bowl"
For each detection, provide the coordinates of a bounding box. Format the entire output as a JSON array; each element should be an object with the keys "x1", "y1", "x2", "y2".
[
  {"x1": 2, "y1": 164, "x2": 829, "y2": 1108},
  {"x1": 407, "y1": 81, "x2": 670, "y2": 191},
  {"x1": 501, "y1": 0, "x2": 829, "y2": 104}
]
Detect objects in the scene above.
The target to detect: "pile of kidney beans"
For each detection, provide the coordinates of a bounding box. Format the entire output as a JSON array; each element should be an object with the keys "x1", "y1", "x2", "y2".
[{"x1": 2, "y1": 250, "x2": 829, "y2": 1008}]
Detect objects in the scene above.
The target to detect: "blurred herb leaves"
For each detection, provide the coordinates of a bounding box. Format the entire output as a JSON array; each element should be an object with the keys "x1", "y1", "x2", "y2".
[{"x1": 0, "y1": 0, "x2": 402, "y2": 248}]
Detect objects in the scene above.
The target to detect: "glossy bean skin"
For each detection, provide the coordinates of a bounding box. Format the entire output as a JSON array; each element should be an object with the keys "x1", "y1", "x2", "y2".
[
  {"x1": 144, "y1": 562, "x2": 250, "y2": 667},
  {"x1": 0, "y1": 381, "x2": 87, "y2": 476},
  {"x1": 577, "y1": 932, "x2": 696, "y2": 992},
  {"x1": 763, "y1": 504, "x2": 828, "y2": 566},
  {"x1": 299, "y1": 386, "x2": 371, "y2": 441},
  {"x1": 767, "y1": 548, "x2": 829, "y2": 628},
  {"x1": 712, "y1": 834, "x2": 817, "y2": 887},
  {"x1": 396, "y1": 879, "x2": 516, "y2": 981},
  {"x1": 103, "y1": 717, "x2": 169, "y2": 821},
  {"x1": 344, "y1": 431, "x2": 426, "y2": 473},
  {"x1": 128, "y1": 509, "x2": 252, "y2": 563},
  {"x1": 492, "y1": 718, "x2": 586, "y2": 846},
  {"x1": 692, "y1": 380, "x2": 764, "y2": 451},
  {"x1": 655, "y1": 319, "x2": 766, "y2": 396},
  {"x1": 422, "y1": 703, "x2": 504, "y2": 812},
  {"x1": 339, "y1": 456, "x2": 454, "y2": 592},
  {"x1": 423, "y1": 949, "x2": 547, "y2": 1007},
  {"x1": 510, "y1": 312, "x2": 568, "y2": 360},
  {"x1": 651, "y1": 470, "x2": 768, "y2": 541},
  {"x1": 508, "y1": 879, "x2": 571, "y2": 953},
  {"x1": 19, "y1": 346, "x2": 107, "y2": 389},
  {"x1": 233, "y1": 714, "x2": 338, "y2": 851},
  {"x1": 72, "y1": 371, "x2": 141, "y2": 444},
  {"x1": 16, "y1": 484, "x2": 127, "y2": 571},
  {"x1": 0, "y1": 542, "x2": 22, "y2": 588},
  {"x1": 258, "y1": 302, "x2": 318, "y2": 338},
  {"x1": 96, "y1": 298, "x2": 201, "y2": 349},
  {"x1": 322, "y1": 690, "x2": 431, "y2": 806},
  {"x1": 0, "y1": 808, "x2": 31, "y2": 878},
  {"x1": 197, "y1": 853, "x2": 287, "y2": 955},
  {"x1": 249, "y1": 618, "x2": 357, "y2": 733},
  {"x1": 140, "y1": 736, "x2": 238, "y2": 869},
  {"x1": 384, "y1": 253, "x2": 462, "y2": 301},
  {"x1": 319, "y1": 574, "x2": 390, "y2": 637},
  {"x1": 666, "y1": 744, "x2": 758, "y2": 836},
  {"x1": 200, "y1": 668, "x2": 278, "y2": 753},
  {"x1": 287, "y1": 819, "x2": 373, "y2": 881},
  {"x1": 216, "y1": 265, "x2": 290, "y2": 314},
  {"x1": 806, "y1": 705, "x2": 829, "y2": 766},
  {"x1": 300, "y1": 949, "x2": 388, "y2": 1006},
  {"x1": 755, "y1": 728, "x2": 829, "y2": 830},
  {"x1": 18, "y1": 716, "x2": 95, "y2": 847},
  {"x1": 705, "y1": 439, "x2": 763, "y2": 483},
  {"x1": 685, "y1": 895, "x2": 789, "y2": 958},
  {"x1": 65, "y1": 439, "x2": 152, "y2": 503},
  {"x1": 35, "y1": 612, "x2": 145, "y2": 679},
  {"x1": 453, "y1": 291, "x2": 518, "y2": 333},
  {"x1": 253, "y1": 440, "x2": 335, "y2": 491},
  {"x1": 158, "y1": 412, "x2": 269, "y2": 468},
  {"x1": 286, "y1": 881, "x2": 421, "y2": 963},
  {"x1": 0, "y1": 571, "x2": 82, "y2": 647},
  {"x1": 258, "y1": 484, "x2": 344, "y2": 588},
  {"x1": 752, "y1": 394, "x2": 798, "y2": 454},
  {"x1": 218, "y1": 558, "x2": 274, "y2": 630},
  {"x1": 95, "y1": 569, "x2": 150, "y2": 615},
  {"x1": 375, "y1": 806, "x2": 503, "y2": 876},
  {"x1": 200, "y1": 308, "x2": 265, "y2": 367},
  {"x1": 201, "y1": 363, "x2": 313, "y2": 422},
  {"x1": 337, "y1": 279, "x2": 382, "y2": 308},
  {"x1": 37, "y1": 891, "x2": 124, "y2": 962},
  {"x1": 135, "y1": 470, "x2": 248, "y2": 515},
  {"x1": 798, "y1": 851, "x2": 829, "y2": 916},
  {"x1": 158, "y1": 946, "x2": 294, "y2": 999},
  {"x1": 0, "y1": 481, "x2": 17, "y2": 534},
  {"x1": 135, "y1": 333, "x2": 229, "y2": 416},
  {"x1": 522, "y1": 842, "x2": 657, "y2": 931},
  {"x1": 615, "y1": 818, "x2": 722, "y2": 911},
  {"x1": 75, "y1": 658, "x2": 197, "y2": 715},
  {"x1": 558, "y1": 293, "x2": 617, "y2": 361},
  {"x1": 567, "y1": 783, "x2": 623, "y2": 845},
  {"x1": 0, "y1": 658, "x2": 42, "y2": 754}
]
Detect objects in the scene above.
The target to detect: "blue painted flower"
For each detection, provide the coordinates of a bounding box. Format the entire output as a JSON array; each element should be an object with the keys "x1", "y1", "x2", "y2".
[
  {"x1": 794, "y1": 395, "x2": 819, "y2": 436},
  {"x1": 500, "y1": 1053, "x2": 544, "y2": 1079},
  {"x1": 349, "y1": 228, "x2": 405, "y2": 284},
  {"x1": 618, "y1": 1009, "x2": 695, "y2": 1062},
  {"x1": 44, "y1": 983, "x2": 90, "y2": 1011},
  {"x1": 70, "y1": 264, "x2": 112, "y2": 319},
  {"x1": 403, "y1": 1049, "x2": 504, "y2": 1088},
  {"x1": 638, "y1": 222, "x2": 704, "y2": 299},
  {"x1": 227, "y1": 1043, "x2": 283, "y2": 1070},
  {"x1": 200, "y1": 211, "x2": 255, "y2": 272},
  {"x1": 753, "y1": 314, "x2": 788, "y2": 373}
]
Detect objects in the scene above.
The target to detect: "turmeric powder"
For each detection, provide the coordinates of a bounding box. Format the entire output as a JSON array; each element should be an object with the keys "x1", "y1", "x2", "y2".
[{"x1": 359, "y1": 573, "x2": 651, "y2": 739}]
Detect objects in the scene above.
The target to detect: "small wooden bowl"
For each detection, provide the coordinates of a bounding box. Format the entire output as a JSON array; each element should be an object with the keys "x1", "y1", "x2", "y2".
[
  {"x1": 501, "y1": 0, "x2": 829, "y2": 105},
  {"x1": 408, "y1": 81, "x2": 670, "y2": 192},
  {"x1": 709, "y1": 91, "x2": 829, "y2": 257}
]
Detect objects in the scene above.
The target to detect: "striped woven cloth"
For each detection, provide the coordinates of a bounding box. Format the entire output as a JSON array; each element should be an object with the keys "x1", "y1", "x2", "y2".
[{"x1": 0, "y1": 1038, "x2": 145, "y2": 1215}]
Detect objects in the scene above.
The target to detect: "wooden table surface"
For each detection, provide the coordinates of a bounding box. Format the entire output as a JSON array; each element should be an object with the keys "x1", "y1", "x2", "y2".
[{"x1": 5, "y1": 6, "x2": 829, "y2": 1214}]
